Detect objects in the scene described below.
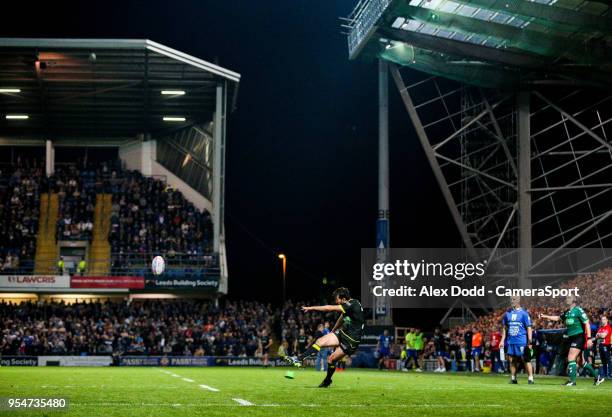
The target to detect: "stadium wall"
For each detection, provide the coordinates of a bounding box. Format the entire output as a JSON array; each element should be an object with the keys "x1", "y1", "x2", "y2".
[{"x1": 0, "y1": 356, "x2": 293, "y2": 367}]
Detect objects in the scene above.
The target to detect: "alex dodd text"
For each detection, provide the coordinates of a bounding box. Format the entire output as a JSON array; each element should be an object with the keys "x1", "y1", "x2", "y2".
[{"x1": 372, "y1": 285, "x2": 580, "y2": 299}]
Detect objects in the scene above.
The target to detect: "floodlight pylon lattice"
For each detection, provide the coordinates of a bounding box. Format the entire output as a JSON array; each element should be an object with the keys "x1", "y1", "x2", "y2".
[{"x1": 346, "y1": 0, "x2": 612, "y2": 320}]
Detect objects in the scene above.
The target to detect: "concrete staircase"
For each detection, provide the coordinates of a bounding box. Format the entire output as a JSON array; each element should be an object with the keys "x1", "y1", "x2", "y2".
[
  {"x1": 88, "y1": 194, "x2": 112, "y2": 276},
  {"x1": 34, "y1": 193, "x2": 59, "y2": 275}
]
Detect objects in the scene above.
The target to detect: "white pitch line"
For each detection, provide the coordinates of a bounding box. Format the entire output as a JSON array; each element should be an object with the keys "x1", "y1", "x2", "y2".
[
  {"x1": 199, "y1": 384, "x2": 220, "y2": 392},
  {"x1": 182, "y1": 378, "x2": 195, "y2": 383},
  {"x1": 170, "y1": 374, "x2": 180, "y2": 378},
  {"x1": 72, "y1": 402, "x2": 508, "y2": 408},
  {"x1": 232, "y1": 398, "x2": 254, "y2": 406}
]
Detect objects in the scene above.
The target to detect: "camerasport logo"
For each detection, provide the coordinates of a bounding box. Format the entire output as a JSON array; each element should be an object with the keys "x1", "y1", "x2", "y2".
[{"x1": 0, "y1": 275, "x2": 70, "y2": 288}]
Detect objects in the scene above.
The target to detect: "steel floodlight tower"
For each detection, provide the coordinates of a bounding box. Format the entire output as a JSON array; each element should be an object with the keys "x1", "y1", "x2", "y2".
[{"x1": 345, "y1": 0, "x2": 612, "y2": 316}]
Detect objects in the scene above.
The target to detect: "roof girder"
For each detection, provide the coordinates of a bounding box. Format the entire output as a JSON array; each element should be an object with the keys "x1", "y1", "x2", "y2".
[
  {"x1": 450, "y1": 0, "x2": 612, "y2": 33},
  {"x1": 379, "y1": 26, "x2": 548, "y2": 68}
]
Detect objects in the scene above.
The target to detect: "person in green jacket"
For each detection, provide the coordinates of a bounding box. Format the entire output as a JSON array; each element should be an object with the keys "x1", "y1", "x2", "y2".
[
  {"x1": 57, "y1": 258, "x2": 65, "y2": 274},
  {"x1": 77, "y1": 259, "x2": 87, "y2": 275},
  {"x1": 413, "y1": 328, "x2": 425, "y2": 372},
  {"x1": 403, "y1": 328, "x2": 417, "y2": 371},
  {"x1": 541, "y1": 295, "x2": 597, "y2": 386}
]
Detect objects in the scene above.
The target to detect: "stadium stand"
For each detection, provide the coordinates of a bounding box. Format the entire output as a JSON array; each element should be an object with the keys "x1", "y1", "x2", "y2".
[
  {"x1": 0, "y1": 297, "x2": 336, "y2": 357},
  {"x1": 0, "y1": 160, "x2": 42, "y2": 274},
  {"x1": 0, "y1": 159, "x2": 216, "y2": 276},
  {"x1": 108, "y1": 170, "x2": 213, "y2": 261},
  {"x1": 0, "y1": 299, "x2": 266, "y2": 356},
  {"x1": 52, "y1": 164, "x2": 95, "y2": 242}
]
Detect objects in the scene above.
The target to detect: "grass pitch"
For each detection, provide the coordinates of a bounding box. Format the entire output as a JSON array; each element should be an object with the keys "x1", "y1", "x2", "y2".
[{"x1": 0, "y1": 366, "x2": 610, "y2": 416}]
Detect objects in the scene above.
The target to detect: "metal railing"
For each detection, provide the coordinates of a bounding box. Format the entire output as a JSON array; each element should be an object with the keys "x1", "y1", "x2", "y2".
[
  {"x1": 346, "y1": 0, "x2": 393, "y2": 57},
  {"x1": 90, "y1": 252, "x2": 220, "y2": 277},
  {"x1": 1, "y1": 253, "x2": 220, "y2": 278}
]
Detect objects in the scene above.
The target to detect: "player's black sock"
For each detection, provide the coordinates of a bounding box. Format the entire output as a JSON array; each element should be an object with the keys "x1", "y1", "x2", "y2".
[
  {"x1": 298, "y1": 343, "x2": 320, "y2": 361},
  {"x1": 324, "y1": 363, "x2": 336, "y2": 382}
]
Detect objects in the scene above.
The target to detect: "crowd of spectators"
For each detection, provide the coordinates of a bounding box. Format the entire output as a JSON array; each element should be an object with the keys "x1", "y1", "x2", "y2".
[
  {"x1": 0, "y1": 157, "x2": 216, "y2": 274},
  {"x1": 447, "y1": 268, "x2": 612, "y2": 343},
  {"x1": 0, "y1": 160, "x2": 42, "y2": 273},
  {"x1": 417, "y1": 269, "x2": 612, "y2": 373},
  {"x1": 1, "y1": 299, "x2": 273, "y2": 357},
  {"x1": 108, "y1": 171, "x2": 214, "y2": 266},
  {"x1": 0, "y1": 298, "x2": 337, "y2": 358},
  {"x1": 51, "y1": 164, "x2": 96, "y2": 241},
  {"x1": 277, "y1": 300, "x2": 334, "y2": 357}
]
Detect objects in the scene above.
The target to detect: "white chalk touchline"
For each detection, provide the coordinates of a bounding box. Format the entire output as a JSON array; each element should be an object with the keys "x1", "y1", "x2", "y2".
[
  {"x1": 233, "y1": 398, "x2": 254, "y2": 406},
  {"x1": 199, "y1": 384, "x2": 220, "y2": 392},
  {"x1": 72, "y1": 402, "x2": 506, "y2": 408},
  {"x1": 158, "y1": 369, "x2": 229, "y2": 402}
]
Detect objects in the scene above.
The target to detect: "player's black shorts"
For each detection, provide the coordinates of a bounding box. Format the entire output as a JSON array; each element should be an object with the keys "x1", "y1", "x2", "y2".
[
  {"x1": 566, "y1": 334, "x2": 586, "y2": 351},
  {"x1": 262, "y1": 347, "x2": 270, "y2": 355},
  {"x1": 335, "y1": 330, "x2": 361, "y2": 355}
]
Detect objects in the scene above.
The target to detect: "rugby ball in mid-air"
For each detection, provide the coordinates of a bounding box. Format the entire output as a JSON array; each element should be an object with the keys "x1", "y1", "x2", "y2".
[{"x1": 152, "y1": 256, "x2": 165, "y2": 276}]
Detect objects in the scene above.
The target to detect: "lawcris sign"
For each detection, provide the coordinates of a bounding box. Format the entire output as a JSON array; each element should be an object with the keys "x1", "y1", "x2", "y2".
[
  {"x1": 0, "y1": 275, "x2": 70, "y2": 290},
  {"x1": 70, "y1": 276, "x2": 145, "y2": 289}
]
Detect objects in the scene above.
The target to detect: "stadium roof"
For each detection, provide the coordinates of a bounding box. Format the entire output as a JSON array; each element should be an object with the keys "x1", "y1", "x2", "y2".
[
  {"x1": 0, "y1": 38, "x2": 240, "y2": 138},
  {"x1": 345, "y1": 0, "x2": 612, "y2": 89}
]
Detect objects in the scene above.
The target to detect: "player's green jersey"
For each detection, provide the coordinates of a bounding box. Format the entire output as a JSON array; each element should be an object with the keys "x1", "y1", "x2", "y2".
[
  {"x1": 561, "y1": 306, "x2": 589, "y2": 337},
  {"x1": 405, "y1": 332, "x2": 415, "y2": 349},
  {"x1": 413, "y1": 333, "x2": 424, "y2": 350},
  {"x1": 339, "y1": 299, "x2": 365, "y2": 341}
]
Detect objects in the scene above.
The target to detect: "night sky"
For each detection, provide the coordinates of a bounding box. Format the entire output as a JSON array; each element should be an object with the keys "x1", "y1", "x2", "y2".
[{"x1": 1, "y1": 1, "x2": 460, "y2": 305}]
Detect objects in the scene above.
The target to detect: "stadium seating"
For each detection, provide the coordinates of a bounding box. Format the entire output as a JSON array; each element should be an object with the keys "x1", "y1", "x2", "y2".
[
  {"x1": 0, "y1": 159, "x2": 216, "y2": 275},
  {"x1": 0, "y1": 297, "x2": 337, "y2": 357},
  {"x1": 0, "y1": 162, "x2": 42, "y2": 274},
  {"x1": 0, "y1": 299, "x2": 275, "y2": 356}
]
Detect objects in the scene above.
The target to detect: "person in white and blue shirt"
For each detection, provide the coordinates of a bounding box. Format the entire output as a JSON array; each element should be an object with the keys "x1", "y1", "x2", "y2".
[{"x1": 500, "y1": 296, "x2": 534, "y2": 384}]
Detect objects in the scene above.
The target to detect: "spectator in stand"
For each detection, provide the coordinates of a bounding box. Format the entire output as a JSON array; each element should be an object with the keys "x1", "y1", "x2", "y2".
[
  {"x1": 293, "y1": 328, "x2": 308, "y2": 357},
  {"x1": 278, "y1": 340, "x2": 289, "y2": 358}
]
